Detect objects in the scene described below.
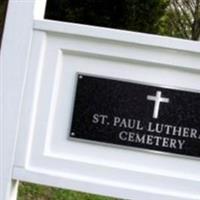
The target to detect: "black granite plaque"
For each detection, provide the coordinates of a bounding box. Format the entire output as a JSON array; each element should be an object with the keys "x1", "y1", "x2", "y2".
[{"x1": 70, "y1": 74, "x2": 200, "y2": 158}]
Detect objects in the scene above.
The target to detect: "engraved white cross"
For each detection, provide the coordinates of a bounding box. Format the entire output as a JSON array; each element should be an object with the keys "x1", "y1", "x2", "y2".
[{"x1": 147, "y1": 91, "x2": 169, "y2": 119}]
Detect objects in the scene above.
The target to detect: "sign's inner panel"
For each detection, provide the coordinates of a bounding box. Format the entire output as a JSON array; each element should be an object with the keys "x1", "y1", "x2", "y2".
[{"x1": 70, "y1": 74, "x2": 200, "y2": 158}]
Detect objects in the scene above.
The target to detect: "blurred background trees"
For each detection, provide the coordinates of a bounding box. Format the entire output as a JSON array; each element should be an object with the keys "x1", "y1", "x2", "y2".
[
  {"x1": 1, "y1": 0, "x2": 200, "y2": 41},
  {"x1": 45, "y1": 0, "x2": 169, "y2": 34},
  {"x1": 45, "y1": 0, "x2": 200, "y2": 40},
  {"x1": 160, "y1": 0, "x2": 200, "y2": 40}
]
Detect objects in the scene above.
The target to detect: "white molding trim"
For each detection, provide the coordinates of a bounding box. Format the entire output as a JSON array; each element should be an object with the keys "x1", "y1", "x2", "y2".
[{"x1": 34, "y1": 19, "x2": 200, "y2": 53}]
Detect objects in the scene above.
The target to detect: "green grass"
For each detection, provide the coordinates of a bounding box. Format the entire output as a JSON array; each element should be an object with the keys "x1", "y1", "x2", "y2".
[{"x1": 18, "y1": 182, "x2": 118, "y2": 200}]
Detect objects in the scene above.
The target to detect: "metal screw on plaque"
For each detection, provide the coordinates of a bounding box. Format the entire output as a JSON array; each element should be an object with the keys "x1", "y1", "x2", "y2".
[
  {"x1": 71, "y1": 132, "x2": 75, "y2": 136},
  {"x1": 79, "y1": 75, "x2": 83, "y2": 79}
]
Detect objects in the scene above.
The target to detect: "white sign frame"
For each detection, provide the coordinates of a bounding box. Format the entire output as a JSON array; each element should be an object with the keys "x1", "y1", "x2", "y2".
[
  {"x1": 1, "y1": 1, "x2": 200, "y2": 200},
  {"x1": 1, "y1": 1, "x2": 47, "y2": 199}
]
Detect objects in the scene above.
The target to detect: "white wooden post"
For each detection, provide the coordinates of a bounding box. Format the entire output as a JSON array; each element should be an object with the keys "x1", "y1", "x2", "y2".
[{"x1": 0, "y1": 1, "x2": 47, "y2": 199}]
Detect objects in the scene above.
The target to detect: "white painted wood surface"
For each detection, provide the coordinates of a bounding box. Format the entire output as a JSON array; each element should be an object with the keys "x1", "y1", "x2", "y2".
[
  {"x1": 1, "y1": 1, "x2": 200, "y2": 200},
  {"x1": 14, "y1": 19, "x2": 200, "y2": 200}
]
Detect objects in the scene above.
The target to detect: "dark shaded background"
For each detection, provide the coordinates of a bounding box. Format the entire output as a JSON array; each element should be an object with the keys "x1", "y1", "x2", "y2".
[
  {"x1": 1, "y1": 0, "x2": 199, "y2": 42},
  {"x1": 45, "y1": 0, "x2": 169, "y2": 35},
  {"x1": 44, "y1": 0, "x2": 200, "y2": 40},
  {"x1": 0, "y1": 0, "x2": 8, "y2": 47}
]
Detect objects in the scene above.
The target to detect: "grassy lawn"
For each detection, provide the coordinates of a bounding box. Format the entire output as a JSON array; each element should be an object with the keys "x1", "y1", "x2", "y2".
[{"x1": 18, "y1": 182, "x2": 118, "y2": 200}]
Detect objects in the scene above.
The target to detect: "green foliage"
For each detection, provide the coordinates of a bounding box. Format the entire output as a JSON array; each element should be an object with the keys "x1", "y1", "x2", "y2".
[
  {"x1": 159, "y1": 0, "x2": 200, "y2": 40},
  {"x1": 18, "y1": 182, "x2": 117, "y2": 200},
  {"x1": 45, "y1": 0, "x2": 169, "y2": 34},
  {"x1": 158, "y1": 10, "x2": 185, "y2": 38}
]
